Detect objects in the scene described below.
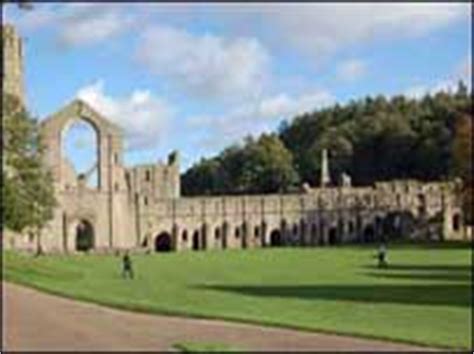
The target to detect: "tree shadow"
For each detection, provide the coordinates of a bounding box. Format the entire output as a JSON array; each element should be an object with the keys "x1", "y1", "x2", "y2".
[
  {"x1": 194, "y1": 262, "x2": 472, "y2": 308},
  {"x1": 383, "y1": 241, "x2": 472, "y2": 250},
  {"x1": 362, "y1": 264, "x2": 472, "y2": 272},
  {"x1": 194, "y1": 283, "x2": 471, "y2": 308},
  {"x1": 363, "y1": 272, "x2": 471, "y2": 282}
]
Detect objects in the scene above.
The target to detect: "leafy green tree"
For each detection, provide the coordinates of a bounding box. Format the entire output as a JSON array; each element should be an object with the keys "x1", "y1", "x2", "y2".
[
  {"x1": 183, "y1": 81, "x2": 472, "y2": 196},
  {"x1": 182, "y1": 134, "x2": 299, "y2": 195},
  {"x1": 243, "y1": 134, "x2": 299, "y2": 193},
  {"x1": 3, "y1": 93, "x2": 56, "y2": 250},
  {"x1": 181, "y1": 157, "x2": 222, "y2": 196}
]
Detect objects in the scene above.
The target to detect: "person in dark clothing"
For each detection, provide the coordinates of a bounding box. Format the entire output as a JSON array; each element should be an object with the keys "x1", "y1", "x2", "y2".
[
  {"x1": 377, "y1": 243, "x2": 388, "y2": 268},
  {"x1": 122, "y1": 251, "x2": 134, "y2": 279}
]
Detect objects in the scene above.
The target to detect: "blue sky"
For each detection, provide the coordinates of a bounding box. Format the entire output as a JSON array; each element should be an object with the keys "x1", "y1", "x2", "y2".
[{"x1": 4, "y1": 3, "x2": 472, "y2": 173}]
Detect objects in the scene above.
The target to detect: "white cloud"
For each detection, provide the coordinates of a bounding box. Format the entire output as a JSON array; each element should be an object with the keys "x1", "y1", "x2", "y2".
[
  {"x1": 76, "y1": 80, "x2": 174, "y2": 150},
  {"x1": 404, "y1": 54, "x2": 472, "y2": 99},
  {"x1": 404, "y1": 81, "x2": 454, "y2": 99},
  {"x1": 11, "y1": 4, "x2": 135, "y2": 47},
  {"x1": 187, "y1": 89, "x2": 334, "y2": 150},
  {"x1": 404, "y1": 79, "x2": 471, "y2": 100},
  {"x1": 261, "y1": 3, "x2": 468, "y2": 62},
  {"x1": 179, "y1": 3, "x2": 467, "y2": 65},
  {"x1": 58, "y1": 7, "x2": 134, "y2": 47},
  {"x1": 9, "y1": 3, "x2": 468, "y2": 57},
  {"x1": 257, "y1": 91, "x2": 334, "y2": 120},
  {"x1": 10, "y1": 4, "x2": 58, "y2": 30},
  {"x1": 136, "y1": 25, "x2": 271, "y2": 103},
  {"x1": 336, "y1": 59, "x2": 367, "y2": 82}
]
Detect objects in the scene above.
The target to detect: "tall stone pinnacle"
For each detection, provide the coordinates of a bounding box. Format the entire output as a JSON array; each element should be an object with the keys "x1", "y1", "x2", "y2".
[
  {"x1": 2, "y1": 23, "x2": 26, "y2": 105},
  {"x1": 321, "y1": 148, "x2": 331, "y2": 187}
]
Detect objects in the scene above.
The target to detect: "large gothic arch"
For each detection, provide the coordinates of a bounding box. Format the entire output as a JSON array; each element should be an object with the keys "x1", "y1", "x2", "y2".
[
  {"x1": 38, "y1": 99, "x2": 134, "y2": 252},
  {"x1": 40, "y1": 99, "x2": 124, "y2": 192}
]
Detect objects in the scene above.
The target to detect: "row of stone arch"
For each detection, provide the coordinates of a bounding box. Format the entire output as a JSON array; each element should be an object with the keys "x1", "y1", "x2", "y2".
[
  {"x1": 71, "y1": 210, "x2": 423, "y2": 253},
  {"x1": 150, "y1": 212, "x2": 414, "y2": 252},
  {"x1": 153, "y1": 227, "x2": 283, "y2": 252}
]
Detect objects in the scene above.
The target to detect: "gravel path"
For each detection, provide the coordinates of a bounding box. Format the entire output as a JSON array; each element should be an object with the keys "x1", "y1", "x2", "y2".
[{"x1": 2, "y1": 282, "x2": 434, "y2": 352}]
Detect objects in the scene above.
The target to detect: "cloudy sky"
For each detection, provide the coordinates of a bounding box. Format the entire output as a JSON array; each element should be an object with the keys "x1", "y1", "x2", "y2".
[{"x1": 5, "y1": 3, "x2": 472, "y2": 171}]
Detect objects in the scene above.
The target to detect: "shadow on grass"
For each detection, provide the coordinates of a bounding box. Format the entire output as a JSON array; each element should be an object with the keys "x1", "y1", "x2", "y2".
[
  {"x1": 381, "y1": 240, "x2": 473, "y2": 250},
  {"x1": 195, "y1": 283, "x2": 471, "y2": 307},
  {"x1": 196, "y1": 263, "x2": 472, "y2": 307},
  {"x1": 362, "y1": 264, "x2": 472, "y2": 272},
  {"x1": 362, "y1": 263, "x2": 472, "y2": 282},
  {"x1": 363, "y1": 272, "x2": 471, "y2": 282}
]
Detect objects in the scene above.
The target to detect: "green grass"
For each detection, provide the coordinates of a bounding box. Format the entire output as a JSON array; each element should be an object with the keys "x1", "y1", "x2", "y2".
[
  {"x1": 173, "y1": 341, "x2": 240, "y2": 352},
  {"x1": 3, "y1": 243, "x2": 472, "y2": 350}
]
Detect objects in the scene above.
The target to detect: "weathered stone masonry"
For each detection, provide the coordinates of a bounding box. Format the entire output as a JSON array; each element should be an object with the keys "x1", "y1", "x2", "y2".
[
  {"x1": 2, "y1": 24, "x2": 468, "y2": 253},
  {"x1": 9, "y1": 97, "x2": 462, "y2": 253}
]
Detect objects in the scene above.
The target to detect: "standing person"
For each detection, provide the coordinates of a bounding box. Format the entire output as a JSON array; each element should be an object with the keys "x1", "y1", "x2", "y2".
[
  {"x1": 122, "y1": 250, "x2": 134, "y2": 279},
  {"x1": 377, "y1": 243, "x2": 388, "y2": 268}
]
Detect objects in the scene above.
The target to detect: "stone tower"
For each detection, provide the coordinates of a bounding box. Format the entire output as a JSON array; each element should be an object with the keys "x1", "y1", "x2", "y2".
[
  {"x1": 320, "y1": 148, "x2": 331, "y2": 187},
  {"x1": 2, "y1": 24, "x2": 25, "y2": 104}
]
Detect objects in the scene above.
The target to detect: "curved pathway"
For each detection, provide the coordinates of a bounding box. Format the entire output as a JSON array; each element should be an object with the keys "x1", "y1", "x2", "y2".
[{"x1": 2, "y1": 282, "x2": 433, "y2": 352}]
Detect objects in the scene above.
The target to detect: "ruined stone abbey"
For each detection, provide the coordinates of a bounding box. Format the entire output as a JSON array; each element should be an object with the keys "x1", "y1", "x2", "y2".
[{"x1": 2, "y1": 24, "x2": 468, "y2": 253}]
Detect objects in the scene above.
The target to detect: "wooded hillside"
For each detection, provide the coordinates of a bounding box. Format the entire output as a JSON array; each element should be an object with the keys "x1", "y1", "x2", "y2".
[{"x1": 182, "y1": 82, "x2": 472, "y2": 200}]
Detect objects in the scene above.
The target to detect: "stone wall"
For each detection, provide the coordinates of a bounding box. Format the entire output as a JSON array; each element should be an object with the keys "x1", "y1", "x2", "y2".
[
  {"x1": 3, "y1": 24, "x2": 466, "y2": 254},
  {"x1": 135, "y1": 180, "x2": 464, "y2": 253},
  {"x1": 6, "y1": 97, "x2": 464, "y2": 254},
  {"x1": 2, "y1": 24, "x2": 25, "y2": 104},
  {"x1": 127, "y1": 151, "x2": 180, "y2": 201}
]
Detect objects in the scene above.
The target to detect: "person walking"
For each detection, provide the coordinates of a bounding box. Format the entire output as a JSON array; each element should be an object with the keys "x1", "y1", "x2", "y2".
[
  {"x1": 122, "y1": 250, "x2": 134, "y2": 279},
  {"x1": 377, "y1": 243, "x2": 388, "y2": 268}
]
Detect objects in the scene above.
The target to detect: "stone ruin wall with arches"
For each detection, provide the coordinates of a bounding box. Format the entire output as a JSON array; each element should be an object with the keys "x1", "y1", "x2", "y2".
[
  {"x1": 6, "y1": 98, "x2": 466, "y2": 254},
  {"x1": 2, "y1": 24, "x2": 468, "y2": 253},
  {"x1": 140, "y1": 180, "x2": 465, "y2": 252}
]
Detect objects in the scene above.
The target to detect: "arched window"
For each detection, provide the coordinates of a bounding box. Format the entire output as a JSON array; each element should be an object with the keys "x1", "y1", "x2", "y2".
[
  {"x1": 270, "y1": 229, "x2": 282, "y2": 246},
  {"x1": 311, "y1": 223, "x2": 317, "y2": 238},
  {"x1": 453, "y1": 214, "x2": 461, "y2": 231},
  {"x1": 192, "y1": 230, "x2": 199, "y2": 250},
  {"x1": 155, "y1": 232, "x2": 172, "y2": 252},
  {"x1": 349, "y1": 221, "x2": 354, "y2": 233},
  {"x1": 62, "y1": 118, "x2": 99, "y2": 189},
  {"x1": 76, "y1": 220, "x2": 94, "y2": 251}
]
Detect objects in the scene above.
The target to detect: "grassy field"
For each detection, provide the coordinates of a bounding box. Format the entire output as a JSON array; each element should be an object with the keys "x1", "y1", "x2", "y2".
[{"x1": 3, "y1": 243, "x2": 472, "y2": 349}]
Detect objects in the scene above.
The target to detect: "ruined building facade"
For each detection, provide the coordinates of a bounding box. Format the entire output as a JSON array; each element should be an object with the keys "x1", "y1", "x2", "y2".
[{"x1": 2, "y1": 24, "x2": 468, "y2": 253}]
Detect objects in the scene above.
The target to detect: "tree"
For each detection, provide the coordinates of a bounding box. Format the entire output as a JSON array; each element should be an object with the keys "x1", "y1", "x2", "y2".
[
  {"x1": 182, "y1": 134, "x2": 299, "y2": 195},
  {"x1": 3, "y1": 93, "x2": 56, "y2": 250},
  {"x1": 181, "y1": 157, "x2": 222, "y2": 196},
  {"x1": 243, "y1": 134, "x2": 299, "y2": 193},
  {"x1": 183, "y1": 85, "x2": 472, "y2": 195}
]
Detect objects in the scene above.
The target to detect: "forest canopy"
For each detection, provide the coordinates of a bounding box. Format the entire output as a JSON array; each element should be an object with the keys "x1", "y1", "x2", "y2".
[{"x1": 182, "y1": 82, "x2": 472, "y2": 198}]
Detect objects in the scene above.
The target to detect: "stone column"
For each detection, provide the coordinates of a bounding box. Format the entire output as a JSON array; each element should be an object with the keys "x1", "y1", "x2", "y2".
[{"x1": 321, "y1": 149, "x2": 331, "y2": 187}]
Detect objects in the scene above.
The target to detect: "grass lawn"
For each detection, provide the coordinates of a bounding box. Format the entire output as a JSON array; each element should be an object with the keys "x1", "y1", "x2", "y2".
[{"x1": 3, "y1": 242, "x2": 472, "y2": 349}]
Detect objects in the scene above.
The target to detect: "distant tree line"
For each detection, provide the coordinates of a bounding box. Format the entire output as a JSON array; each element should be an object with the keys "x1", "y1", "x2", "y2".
[
  {"x1": 182, "y1": 82, "x2": 472, "y2": 205},
  {"x1": 182, "y1": 134, "x2": 299, "y2": 196}
]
